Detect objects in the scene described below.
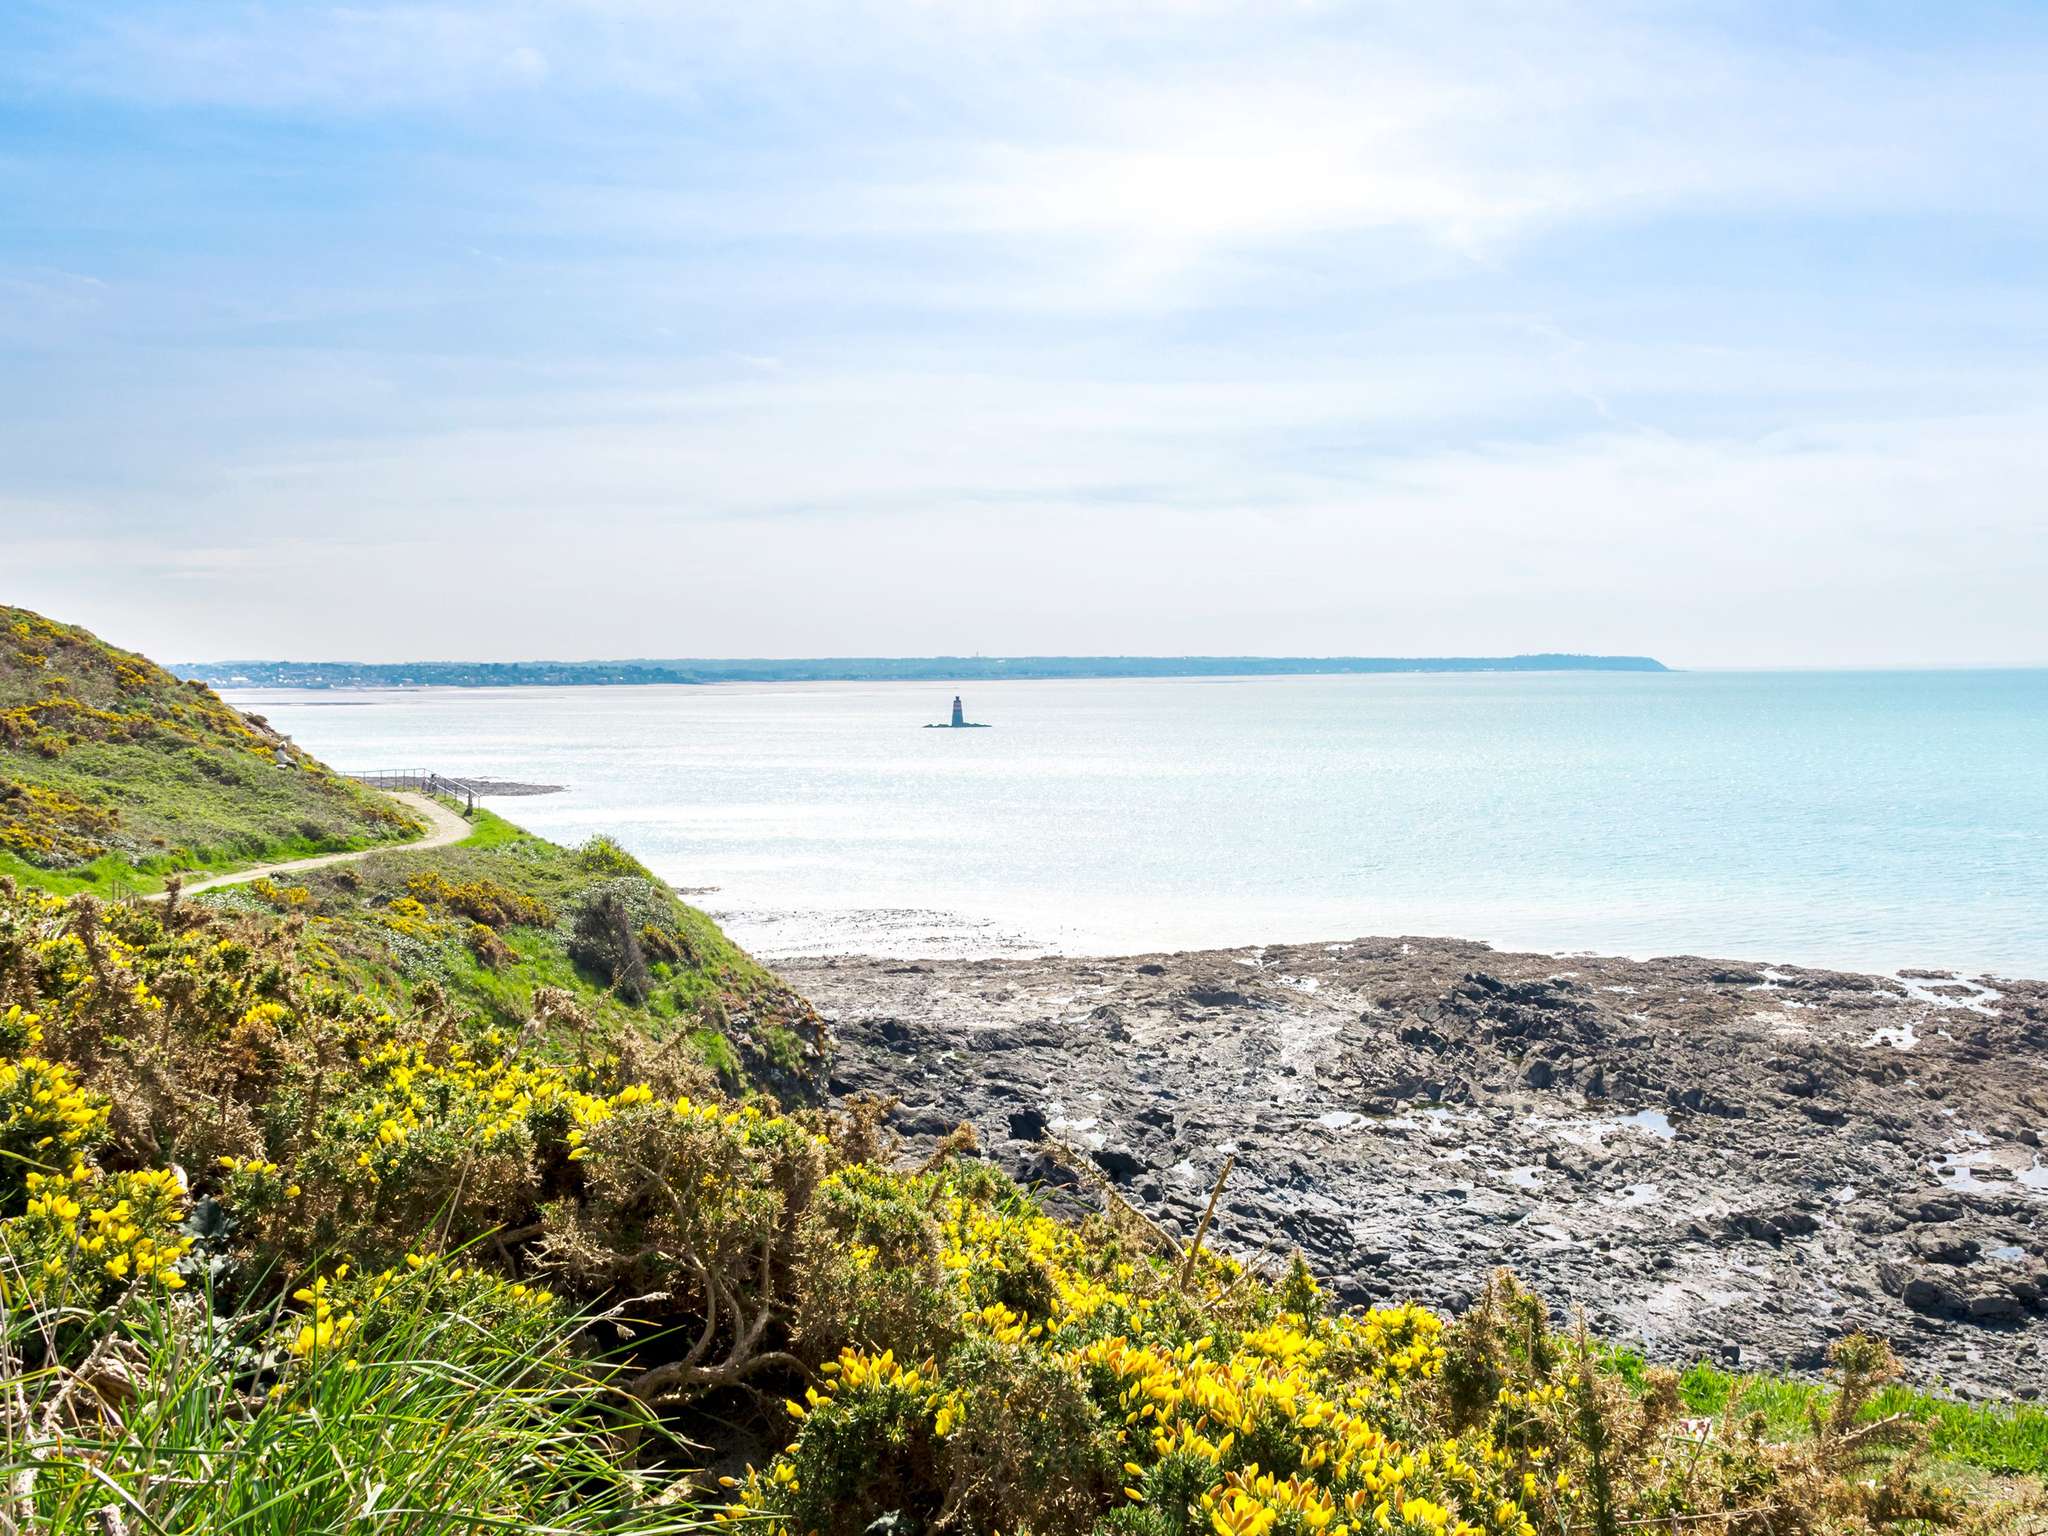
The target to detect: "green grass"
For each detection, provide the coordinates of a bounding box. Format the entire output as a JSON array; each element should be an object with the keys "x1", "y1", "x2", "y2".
[
  {"x1": 0, "y1": 1282, "x2": 718, "y2": 1534},
  {"x1": 1604, "y1": 1346, "x2": 2048, "y2": 1476},
  {"x1": 218, "y1": 804, "x2": 822, "y2": 1101},
  {"x1": 0, "y1": 822, "x2": 417, "y2": 898},
  {"x1": 452, "y1": 803, "x2": 531, "y2": 851},
  {"x1": 689, "y1": 1024, "x2": 745, "y2": 1083},
  {"x1": 2, "y1": 605, "x2": 421, "y2": 885}
]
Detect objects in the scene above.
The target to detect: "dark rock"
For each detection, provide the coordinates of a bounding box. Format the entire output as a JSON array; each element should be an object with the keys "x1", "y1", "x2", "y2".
[
  {"x1": 1724, "y1": 1213, "x2": 1784, "y2": 1246},
  {"x1": 1899, "y1": 1195, "x2": 1965, "y2": 1225},
  {"x1": 1091, "y1": 1145, "x2": 1144, "y2": 1183},
  {"x1": 1674, "y1": 1085, "x2": 1748, "y2": 1118},
  {"x1": 1847, "y1": 1203, "x2": 1909, "y2": 1235},
  {"x1": 1089, "y1": 1004, "x2": 1130, "y2": 1041},
  {"x1": 891, "y1": 1107, "x2": 953, "y2": 1136},
  {"x1": 1967, "y1": 1290, "x2": 2027, "y2": 1324},
  {"x1": 1021, "y1": 1150, "x2": 1080, "y2": 1189},
  {"x1": 1007, "y1": 1108, "x2": 1049, "y2": 1142},
  {"x1": 1901, "y1": 1274, "x2": 1968, "y2": 1318},
  {"x1": 1911, "y1": 1230, "x2": 1981, "y2": 1267},
  {"x1": 791, "y1": 936, "x2": 2048, "y2": 1400}
]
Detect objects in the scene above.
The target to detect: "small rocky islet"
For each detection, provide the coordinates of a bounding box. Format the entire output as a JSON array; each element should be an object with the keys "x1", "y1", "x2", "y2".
[{"x1": 791, "y1": 936, "x2": 2048, "y2": 1399}]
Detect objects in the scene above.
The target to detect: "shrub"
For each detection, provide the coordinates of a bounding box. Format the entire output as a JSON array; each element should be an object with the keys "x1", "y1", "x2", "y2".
[
  {"x1": 405, "y1": 868, "x2": 553, "y2": 928},
  {"x1": 574, "y1": 888, "x2": 651, "y2": 1001},
  {"x1": 0, "y1": 871, "x2": 2025, "y2": 1536},
  {"x1": 577, "y1": 835, "x2": 652, "y2": 879},
  {"x1": 569, "y1": 877, "x2": 683, "y2": 1003}
]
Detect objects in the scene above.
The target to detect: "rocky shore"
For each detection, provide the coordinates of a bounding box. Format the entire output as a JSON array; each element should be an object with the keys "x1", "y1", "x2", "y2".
[{"x1": 785, "y1": 938, "x2": 2048, "y2": 1398}]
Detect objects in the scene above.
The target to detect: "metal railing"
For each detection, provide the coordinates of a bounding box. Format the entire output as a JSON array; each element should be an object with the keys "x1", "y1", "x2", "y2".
[{"x1": 343, "y1": 770, "x2": 479, "y2": 810}]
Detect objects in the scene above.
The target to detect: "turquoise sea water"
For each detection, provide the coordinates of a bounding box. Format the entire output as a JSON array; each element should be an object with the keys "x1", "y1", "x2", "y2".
[{"x1": 227, "y1": 670, "x2": 2048, "y2": 975}]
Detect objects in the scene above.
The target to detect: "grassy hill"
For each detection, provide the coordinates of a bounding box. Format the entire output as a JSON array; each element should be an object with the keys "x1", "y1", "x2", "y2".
[
  {"x1": 201, "y1": 806, "x2": 830, "y2": 1105},
  {"x1": 0, "y1": 606, "x2": 2039, "y2": 1535},
  {"x1": 0, "y1": 604, "x2": 420, "y2": 893}
]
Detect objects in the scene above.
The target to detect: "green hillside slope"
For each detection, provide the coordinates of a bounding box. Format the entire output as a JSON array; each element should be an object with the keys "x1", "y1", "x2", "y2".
[{"x1": 0, "y1": 605, "x2": 420, "y2": 891}]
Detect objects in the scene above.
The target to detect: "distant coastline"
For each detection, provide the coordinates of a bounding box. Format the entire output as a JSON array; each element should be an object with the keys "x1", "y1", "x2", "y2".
[{"x1": 183, "y1": 652, "x2": 1668, "y2": 689}]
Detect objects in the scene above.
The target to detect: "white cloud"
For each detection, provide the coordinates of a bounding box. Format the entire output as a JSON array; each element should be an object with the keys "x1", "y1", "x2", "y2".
[
  {"x1": 15, "y1": 390, "x2": 2044, "y2": 668},
  {"x1": 3, "y1": 1, "x2": 2045, "y2": 664}
]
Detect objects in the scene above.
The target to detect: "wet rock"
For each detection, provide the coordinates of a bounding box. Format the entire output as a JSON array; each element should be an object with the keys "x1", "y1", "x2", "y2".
[
  {"x1": 1673, "y1": 1086, "x2": 1747, "y2": 1118},
  {"x1": 1847, "y1": 1203, "x2": 1910, "y2": 1236}
]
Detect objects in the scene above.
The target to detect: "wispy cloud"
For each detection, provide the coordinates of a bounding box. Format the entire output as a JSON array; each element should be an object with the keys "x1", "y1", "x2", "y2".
[{"x1": 1, "y1": 1, "x2": 2044, "y2": 664}]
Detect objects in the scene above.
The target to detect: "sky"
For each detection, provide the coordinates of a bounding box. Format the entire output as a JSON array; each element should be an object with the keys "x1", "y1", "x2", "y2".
[{"x1": 2, "y1": 1, "x2": 2045, "y2": 668}]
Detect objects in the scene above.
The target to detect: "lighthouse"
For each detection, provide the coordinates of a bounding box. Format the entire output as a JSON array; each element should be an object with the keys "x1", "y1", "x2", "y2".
[{"x1": 926, "y1": 695, "x2": 990, "y2": 728}]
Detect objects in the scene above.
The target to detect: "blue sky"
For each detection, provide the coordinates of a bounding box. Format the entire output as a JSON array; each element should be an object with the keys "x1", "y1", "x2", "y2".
[{"x1": 3, "y1": 1, "x2": 2045, "y2": 666}]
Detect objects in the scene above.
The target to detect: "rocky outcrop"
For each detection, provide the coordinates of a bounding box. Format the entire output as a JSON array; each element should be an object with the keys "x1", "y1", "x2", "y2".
[{"x1": 792, "y1": 939, "x2": 2048, "y2": 1399}]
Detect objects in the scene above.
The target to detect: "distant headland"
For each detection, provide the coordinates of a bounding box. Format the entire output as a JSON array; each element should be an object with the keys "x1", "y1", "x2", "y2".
[{"x1": 186, "y1": 653, "x2": 1669, "y2": 689}]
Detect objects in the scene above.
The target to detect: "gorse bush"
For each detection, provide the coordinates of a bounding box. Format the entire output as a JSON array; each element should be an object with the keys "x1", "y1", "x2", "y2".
[
  {"x1": 0, "y1": 869, "x2": 2035, "y2": 1533},
  {"x1": 404, "y1": 867, "x2": 554, "y2": 929}
]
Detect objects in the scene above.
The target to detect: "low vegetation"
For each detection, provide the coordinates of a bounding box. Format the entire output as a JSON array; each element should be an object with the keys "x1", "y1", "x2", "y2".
[
  {"x1": 0, "y1": 605, "x2": 419, "y2": 893},
  {"x1": 3, "y1": 864, "x2": 2042, "y2": 1533},
  {"x1": 0, "y1": 608, "x2": 2039, "y2": 1533}
]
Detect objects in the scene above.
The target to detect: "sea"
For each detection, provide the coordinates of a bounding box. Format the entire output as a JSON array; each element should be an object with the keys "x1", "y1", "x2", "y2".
[{"x1": 223, "y1": 669, "x2": 2048, "y2": 977}]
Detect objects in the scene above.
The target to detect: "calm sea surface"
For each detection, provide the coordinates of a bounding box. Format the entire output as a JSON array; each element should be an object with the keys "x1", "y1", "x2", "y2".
[{"x1": 225, "y1": 671, "x2": 2048, "y2": 975}]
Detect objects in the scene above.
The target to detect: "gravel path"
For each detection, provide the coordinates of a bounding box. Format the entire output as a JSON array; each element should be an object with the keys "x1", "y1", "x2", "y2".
[{"x1": 147, "y1": 791, "x2": 472, "y2": 901}]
